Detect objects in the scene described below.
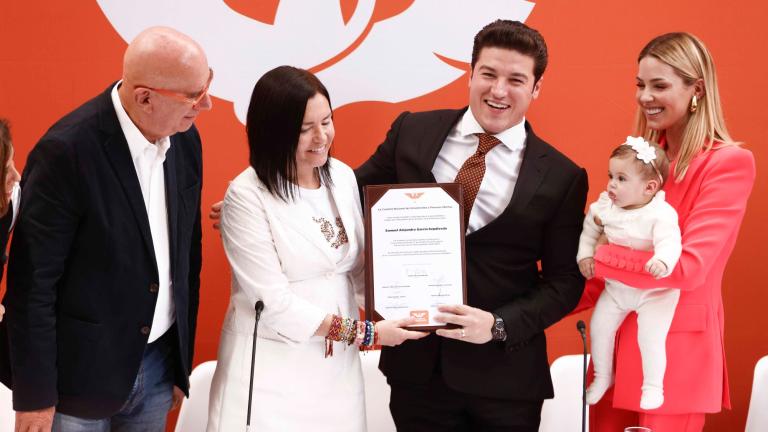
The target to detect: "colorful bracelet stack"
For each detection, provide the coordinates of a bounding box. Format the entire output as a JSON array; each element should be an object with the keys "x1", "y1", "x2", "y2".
[{"x1": 325, "y1": 315, "x2": 378, "y2": 357}]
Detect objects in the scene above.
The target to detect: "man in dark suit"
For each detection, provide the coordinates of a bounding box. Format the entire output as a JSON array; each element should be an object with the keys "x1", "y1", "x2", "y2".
[
  {"x1": 0, "y1": 27, "x2": 209, "y2": 431},
  {"x1": 355, "y1": 20, "x2": 588, "y2": 431}
]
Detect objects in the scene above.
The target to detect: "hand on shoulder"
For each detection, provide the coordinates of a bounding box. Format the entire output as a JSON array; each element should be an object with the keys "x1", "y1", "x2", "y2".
[{"x1": 209, "y1": 200, "x2": 223, "y2": 230}]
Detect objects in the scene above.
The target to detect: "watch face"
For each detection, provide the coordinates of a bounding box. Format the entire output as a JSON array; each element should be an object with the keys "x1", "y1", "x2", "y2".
[{"x1": 493, "y1": 317, "x2": 506, "y2": 340}]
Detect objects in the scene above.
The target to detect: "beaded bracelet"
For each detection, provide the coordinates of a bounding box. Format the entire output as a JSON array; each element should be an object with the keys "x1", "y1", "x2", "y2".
[
  {"x1": 345, "y1": 317, "x2": 357, "y2": 345},
  {"x1": 362, "y1": 320, "x2": 373, "y2": 346},
  {"x1": 369, "y1": 321, "x2": 376, "y2": 345},
  {"x1": 354, "y1": 320, "x2": 366, "y2": 346},
  {"x1": 325, "y1": 315, "x2": 380, "y2": 357}
]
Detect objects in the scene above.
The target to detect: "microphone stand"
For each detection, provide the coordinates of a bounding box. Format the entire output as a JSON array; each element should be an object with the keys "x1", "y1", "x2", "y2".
[
  {"x1": 246, "y1": 300, "x2": 264, "y2": 432},
  {"x1": 577, "y1": 320, "x2": 588, "y2": 432}
]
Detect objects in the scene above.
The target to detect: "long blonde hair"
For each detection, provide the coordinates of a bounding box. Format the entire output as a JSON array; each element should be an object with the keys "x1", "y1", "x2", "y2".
[{"x1": 632, "y1": 32, "x2": 737, "y2": 181}]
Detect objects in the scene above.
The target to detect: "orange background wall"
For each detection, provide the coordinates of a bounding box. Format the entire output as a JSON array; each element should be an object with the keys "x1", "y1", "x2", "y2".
[{"x1": 1, "y1": 1, "x2": 766, "y2": 430}]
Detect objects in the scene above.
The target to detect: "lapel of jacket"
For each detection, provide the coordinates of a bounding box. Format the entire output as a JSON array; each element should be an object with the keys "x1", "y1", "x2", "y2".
[
  {"x1": 327, "y1": 162, "x2": 359, "y2": 264},
  {"x1": 99, "y1": 90, "x2": 157, "y2": 266},
  {"x1": 418, "y1": 108, "x2": 467, "y2": 183},
  {"x1": 508, "y1": 122, "x2": 550, "y2": 212},
  {"x1": 164, "y1": 141, "x2": 178, "y2": 277}
]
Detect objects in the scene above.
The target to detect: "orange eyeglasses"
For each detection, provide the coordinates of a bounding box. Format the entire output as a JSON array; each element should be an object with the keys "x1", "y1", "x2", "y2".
[{"x1": 137, "y1": 68, "x2": 213, "y2": 106}]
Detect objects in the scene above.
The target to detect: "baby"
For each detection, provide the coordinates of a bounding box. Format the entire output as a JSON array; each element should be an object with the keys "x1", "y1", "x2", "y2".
[{"x1": 578, "y1": 136, "x2": 682, "y2": 410}]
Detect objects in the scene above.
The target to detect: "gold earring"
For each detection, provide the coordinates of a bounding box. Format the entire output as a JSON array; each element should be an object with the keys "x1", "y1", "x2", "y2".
[{"x1": 690, "y1": 95, "x2": 698, "y2": 113}]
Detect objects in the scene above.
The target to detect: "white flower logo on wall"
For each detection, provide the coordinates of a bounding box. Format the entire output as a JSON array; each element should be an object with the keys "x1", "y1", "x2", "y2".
[{"x1": 97, "y1": 0, "x2": 534, "y2": 122}]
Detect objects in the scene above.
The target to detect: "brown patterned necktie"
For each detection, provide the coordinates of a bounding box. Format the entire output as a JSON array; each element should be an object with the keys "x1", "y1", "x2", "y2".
[{"x1": 454, "y1": 133, "x2": 502, "y2": 226}]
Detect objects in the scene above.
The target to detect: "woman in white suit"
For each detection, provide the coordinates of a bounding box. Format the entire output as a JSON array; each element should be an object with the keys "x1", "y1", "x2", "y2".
[{"x1": 206, "y1": 66, "x2": 426, "y2": 432}]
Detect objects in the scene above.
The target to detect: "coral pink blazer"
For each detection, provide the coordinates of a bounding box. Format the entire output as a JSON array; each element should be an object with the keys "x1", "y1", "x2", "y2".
[{"x1": 577, "y1": 145, "x2": 755, "y2": 414}]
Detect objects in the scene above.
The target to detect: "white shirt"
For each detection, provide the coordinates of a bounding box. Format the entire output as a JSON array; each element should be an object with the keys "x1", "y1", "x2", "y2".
[
  {"x1": 299, "y1": 183, "x2": 350, "y2": 264},
  {"x1": 431, "y1": 108, "x2": 527, "y2": 233},
  {"x1": 9, "y1": 182, "x2": 20, "y2": 231},
  {"x1": 111, "y1": 83, "x2": 174, "y2": 342}
]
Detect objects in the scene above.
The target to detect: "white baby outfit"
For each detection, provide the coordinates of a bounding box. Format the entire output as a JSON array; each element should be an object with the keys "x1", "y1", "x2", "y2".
[{"x1": 577, "y1": 190, "x2": 682, "y2": 410}]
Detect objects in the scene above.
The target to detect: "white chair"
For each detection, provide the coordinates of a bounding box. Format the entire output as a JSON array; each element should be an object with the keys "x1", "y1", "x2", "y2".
[
  {"x1": 360, "y1": 349, "x2": 396, "y2": 432},
  {"x1": 174, "y1": 360, "x2": 217, "y2": 432},
  {"x1": 0, "y1": 381, "x2": 13, "y2": 432},
  {"x1": 540, "y1": 354, "x2": 590, "y2": 432},
  {"x1": 746, "y1": 355, "x2": 768, "y2": 432}
]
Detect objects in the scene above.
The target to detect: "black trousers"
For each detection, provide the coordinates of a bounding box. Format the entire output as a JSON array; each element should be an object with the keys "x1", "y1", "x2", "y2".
[{"x1": 389, "y1": 370, "x2": 543, "y2": 432}]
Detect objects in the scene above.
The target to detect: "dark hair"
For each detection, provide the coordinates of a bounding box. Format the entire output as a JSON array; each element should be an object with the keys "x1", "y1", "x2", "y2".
[
  {"x1": 610, "y1": 141, "x2": 670, "y2": 188},
  {"x1": 471, "y1": 20, "x2": 548, "y2": 83},
  {"x1": 0, "y1": 118, "x2": 12, "y2": 215},
  {"x1": 246, "y1": 66, "x2": 333, "y2": 201}
]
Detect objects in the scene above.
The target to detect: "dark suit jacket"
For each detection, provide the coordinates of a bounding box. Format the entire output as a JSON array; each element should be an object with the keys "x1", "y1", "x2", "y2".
[
  {"x1": 356, "y1": 109, "x2": 587, "y2": 400},
  {"x1": 0, "y1": 84, "x2": 203, "y2": 418}
]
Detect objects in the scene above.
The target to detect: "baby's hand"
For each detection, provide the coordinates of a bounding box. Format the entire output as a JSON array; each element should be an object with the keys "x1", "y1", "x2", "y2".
[
  {"x1": 579, "y1": 258, "x2": 595, "y2": 279},
  {"x1": 645, "y1": 258, "x2": 668, "y2": 279}
]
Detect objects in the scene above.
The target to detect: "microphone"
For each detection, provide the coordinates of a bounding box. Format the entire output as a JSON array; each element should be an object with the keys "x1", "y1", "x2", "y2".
[
  {"x1": 246, "y1": 300, "x2": 264, "y2": 432},
  {"x1": 577, "y1": 320, "x2": 587, "y2": 432}
]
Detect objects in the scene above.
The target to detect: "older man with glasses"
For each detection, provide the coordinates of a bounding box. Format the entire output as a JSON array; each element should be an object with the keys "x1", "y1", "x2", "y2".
[{"x1": 0, "y1": 26, "x2": 209, "y2": 432}]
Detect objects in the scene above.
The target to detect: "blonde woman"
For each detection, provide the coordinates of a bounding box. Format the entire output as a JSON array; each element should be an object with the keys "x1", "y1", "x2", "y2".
[{"x1": 577, "y1": 33, "x2": 756, "y2": 432}]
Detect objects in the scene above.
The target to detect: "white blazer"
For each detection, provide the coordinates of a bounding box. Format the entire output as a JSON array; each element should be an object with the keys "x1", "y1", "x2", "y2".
[
  {"x1": 219, "y1": 158, "x2": 365, "y2": 342},
  {"x1": 207, "y1": 158, "x2": 367, "y2": 432}
]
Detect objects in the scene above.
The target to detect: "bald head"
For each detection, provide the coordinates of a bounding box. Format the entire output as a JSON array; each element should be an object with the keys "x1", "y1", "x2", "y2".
[
  {"x1": 118, "y1": 27, "x2": 212, "y2": 142},
  {"x1": 123, "y1": 26, "x2": 207, "y2": 89}
]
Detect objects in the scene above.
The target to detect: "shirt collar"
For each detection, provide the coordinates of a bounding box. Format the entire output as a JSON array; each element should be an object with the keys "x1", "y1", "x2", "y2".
[
  {"x1": 459, "y1": 108, "x2": 527, "y2": 152},
  {"x1": 9, "y1": 182, "x2": 20, "y2": 232},
  {"x1": 110, "y1": 82, "x2": 171, "y2": 161}
]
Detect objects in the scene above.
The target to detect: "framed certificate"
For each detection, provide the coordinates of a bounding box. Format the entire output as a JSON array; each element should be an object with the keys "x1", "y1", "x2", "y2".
[{"x1": 364, "y1": 183, "x2": 467, "y2": 331}]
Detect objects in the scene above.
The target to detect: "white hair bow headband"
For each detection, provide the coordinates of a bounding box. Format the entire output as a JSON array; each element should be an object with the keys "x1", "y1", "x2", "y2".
[{"x1": 624, "y1": 136, "x2": 664, "y2": 184}]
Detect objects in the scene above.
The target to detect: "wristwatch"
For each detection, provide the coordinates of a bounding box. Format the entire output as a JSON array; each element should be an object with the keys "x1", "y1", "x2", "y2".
[{"x1": 491, "y1": 313, "x2": 507, "y2": 341}]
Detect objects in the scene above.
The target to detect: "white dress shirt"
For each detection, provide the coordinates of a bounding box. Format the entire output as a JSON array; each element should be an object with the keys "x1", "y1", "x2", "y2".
[
  {"x1": 431, "y1": 108, "x2": 527, "y2": 233},
  {"x1": 111, "y1": 83, "x2": 174, "y2": 342},
  {"x1": 9, "y1": 182, "x2": 20, "y2": 231}
]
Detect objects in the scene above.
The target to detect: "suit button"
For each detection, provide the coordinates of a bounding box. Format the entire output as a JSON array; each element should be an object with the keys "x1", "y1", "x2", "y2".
[
  {"x1": 141, "y1": 326, "x2": 151, "y2": 335},
  {"x1": 149, "y1": 283, "x2": 159, "y2": 293}
]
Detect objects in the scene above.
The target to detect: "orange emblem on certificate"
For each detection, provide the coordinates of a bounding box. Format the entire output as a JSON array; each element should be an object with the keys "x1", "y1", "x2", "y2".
[{"x1": 409, "y1": 310, "x2": 429, "y2": 324}]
